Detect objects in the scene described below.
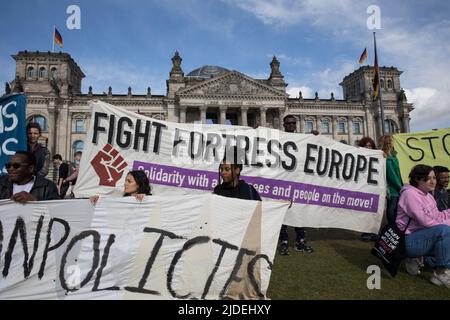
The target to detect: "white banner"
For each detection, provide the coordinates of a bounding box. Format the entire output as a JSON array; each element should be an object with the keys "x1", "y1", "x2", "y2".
[
  {"x1": 75, "y1": 100, "x2": 386, "y2": 233},
  {"x1": 0, "y1": 195, "x2": 288, "y2": 300}
]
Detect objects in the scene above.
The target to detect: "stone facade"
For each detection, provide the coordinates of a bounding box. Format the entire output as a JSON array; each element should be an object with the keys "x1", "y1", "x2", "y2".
[{"x1": 4, "y1": 50, "x2": 413, "y2": 162}]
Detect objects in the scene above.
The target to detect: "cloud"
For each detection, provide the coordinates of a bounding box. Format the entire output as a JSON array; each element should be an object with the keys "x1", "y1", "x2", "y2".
[
  {"x1": 79, "y1": 59, "x2": 166, "y2": 95},
  {"x1": 286, "y1": 85, "x2": 314, "y2": 99}
]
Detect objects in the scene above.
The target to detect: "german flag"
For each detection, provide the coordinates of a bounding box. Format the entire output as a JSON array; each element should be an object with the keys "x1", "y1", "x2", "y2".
[
  {"x1": 373, "y1": 49, "x2": 379, "y2": 100},
  {"x1": 54, "y1": 28, "x2": 63, "y2": 48},
  {"x1": 359, "y1": 48, "x2": 367, "y2": 64}
]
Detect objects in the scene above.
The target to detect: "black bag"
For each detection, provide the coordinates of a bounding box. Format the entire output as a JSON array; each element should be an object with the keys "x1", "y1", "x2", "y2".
[{"x1": 371, "y1": 218, "x2": 411, "y2": 277}]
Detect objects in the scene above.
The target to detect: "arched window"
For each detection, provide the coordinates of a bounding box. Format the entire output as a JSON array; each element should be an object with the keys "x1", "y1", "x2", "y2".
[
  {"x1": 73, "y1": 140, "x2": 84, "y2": 155},
  {"x1": 387, "y1": 79, "x2": 393, "y2": 89},
  {"x1": 27, "y1": 66, "x2": 35, "y2": 79},
  {"x1": 51, "y1": 67, "x2": 58, "y2": 79},
  {"x1": 353, "y1": 121, "x2": 362, "y2": 134},
  {"x1": 338, "y1": 119, "x2": 346, "y2": 134},
  {"x1": 306, "y1": 119, "x2": 314, "y2": 133},
  {"x1": 27, "y1": 115, "x2": 48, "y2": 132},
  {"x1": 384, "y1": 119, "x2": 398, "y2": 134},
  {"x1": 380, "y1": 79, "x2": 385, "y2": 89},
  {"x1": 322, "y1": 119, "x2": 331, "y2": 134},
  {"x1": 39, "y1": 67, "x2": 47, "y2": 79}
]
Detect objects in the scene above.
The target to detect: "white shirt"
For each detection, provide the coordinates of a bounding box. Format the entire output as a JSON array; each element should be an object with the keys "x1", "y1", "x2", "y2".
[{"x1": 12, "y1": 177, "x2": 35, "y2": 195}]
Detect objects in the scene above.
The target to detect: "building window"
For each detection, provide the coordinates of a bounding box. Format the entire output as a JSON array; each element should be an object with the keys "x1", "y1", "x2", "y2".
[
  {"x1": 381, "y1": 79, "x2": 385, "y2": 89},
  {"x1": 322, "y1": 120, "x2": 330, "y2": 134},
  {"x1": 27, "y1": 115, "x2": 48, "y2": 132},
  {"x1": 384, "y1": 119, "x2": 398, "y2": 133},
  {"x1": 39, "y1": 67, "x2": 46, "y2": 79},
  {"x1": 51, "y1": 67, "x2": 58, "y2": 79},
  {"x1": 338, "y1": 121, "x2": 346, "y2": 134},
  {"x1": 306, "y1": 120, "x2": 314, "y2": 133},
  {"x1": 353, "y1": 122, "x2": 362, "y2": 134},
  {"x1": 27, "y1": 66, "x2": 35, "y2": 79},
  {"x1": 387, "y1": 79, "x2": 393, "y2": 89},
  {"x1": 75, "y1": 119, "x2": 85, "y2": 133},
  {"x1": 73, "y1": 140, "x2": 84, "y2": 155}
]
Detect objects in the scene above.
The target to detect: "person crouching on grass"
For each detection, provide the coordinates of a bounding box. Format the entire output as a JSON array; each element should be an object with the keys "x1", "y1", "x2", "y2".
[
  {"x1": 213, "y1": 146, "x2": 261, "y2": 201},
  {"x1": 90, "y1": 170, "x2": 152, "y2": 205}
]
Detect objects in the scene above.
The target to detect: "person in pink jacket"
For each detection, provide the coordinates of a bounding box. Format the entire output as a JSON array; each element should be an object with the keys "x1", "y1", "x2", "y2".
[{"x1": 396, "y1": 164, "x2": 450, "y2": 288}]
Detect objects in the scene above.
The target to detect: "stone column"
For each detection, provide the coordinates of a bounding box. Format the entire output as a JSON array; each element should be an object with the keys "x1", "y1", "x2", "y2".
[
  {"x1": 348, "y1": 117, "x2": 354, "y2": 145},
  {"x1": 199, "y1": 106, "x2": 207, "y2": 124},
  {"x1": 220, "y1": 106, "x2": 227, "y2": 124},
  {"x1": 316, "y1": 116, "x2": 322, "y2": 134},
  {"x1": 179, "y1": 106, "x2": 187, "y2": 123},
  {"x1": 260, "y1": 107, "x2": 267, "y2": 127},
  {"x1": 300, "y1": 115, "x2": 306, "y2": 133},
  {"x1": 241, "y1": 106, "x2": 248, "y2": 127},
  {"x1": 47, "y1": 99, "x2": 56, "y2": 155},
  {"x1": 332, "y1": 116, "x2": 338, "y2": 140}
]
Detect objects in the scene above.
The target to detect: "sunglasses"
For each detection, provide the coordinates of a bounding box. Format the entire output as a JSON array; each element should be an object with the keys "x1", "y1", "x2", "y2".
[
  {"x1": 5, "y1": 163, "x2": 29, "y2": 170},
  {"x1": 285, "y1": 122, "x2": 296, "y2": 125}
]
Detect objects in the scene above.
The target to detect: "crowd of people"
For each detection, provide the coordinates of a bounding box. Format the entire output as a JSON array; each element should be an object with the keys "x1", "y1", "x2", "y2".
[{"x1": 0, "y1": 119, "x2": 449, "y2": 289}]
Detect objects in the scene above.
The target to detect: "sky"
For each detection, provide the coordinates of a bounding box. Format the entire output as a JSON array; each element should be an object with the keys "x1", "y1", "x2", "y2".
[{"x1": 1, "y1": 0, "x2": 449, "y2": 132}]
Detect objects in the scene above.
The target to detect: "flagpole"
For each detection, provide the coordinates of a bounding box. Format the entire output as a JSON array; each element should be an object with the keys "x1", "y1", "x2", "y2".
[
  {"x1": 52, "y1": 26, "x2": 55, "y2": 53},
  {"x1": 373, "y1": 32, "x2": 385, "y2": 136}
]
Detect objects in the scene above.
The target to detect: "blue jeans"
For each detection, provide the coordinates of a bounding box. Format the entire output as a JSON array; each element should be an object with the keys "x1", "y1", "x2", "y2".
[
  {"x1": 405, "y1": 224, "x2": 450, "y2": 269},
  {"x1": 279, "y1": 225, "x2": 306, "y2": 243}
]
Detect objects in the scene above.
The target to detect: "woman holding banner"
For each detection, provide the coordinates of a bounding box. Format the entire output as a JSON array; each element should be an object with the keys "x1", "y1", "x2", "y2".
[
  {"x1": 213, "y1": 146, "x2": 261, "y2": 201},
  {"x1": 90, "y1": 170, "x2": 152, "y2": 204},
  {"x1": 397, "y1": 165, "x2": 450, "y2": 288},
  {"x1": 379, "y1": 134, "x2": 403, "y2": 226}
]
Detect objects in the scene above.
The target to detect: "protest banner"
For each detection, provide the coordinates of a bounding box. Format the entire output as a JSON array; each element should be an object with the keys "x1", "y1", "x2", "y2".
[
  {"x1": 0, "y1": 195, "x2": 287, "y2": 300},
  {"x1": 75, "y1": 100, "x2": 386, "y2": 233},
  {"x1": 0, "y1": 94, "x2": 27, "y2": 175},
  {"x1": 394, "y1": 128, "x2": 450, "y2": 183}
]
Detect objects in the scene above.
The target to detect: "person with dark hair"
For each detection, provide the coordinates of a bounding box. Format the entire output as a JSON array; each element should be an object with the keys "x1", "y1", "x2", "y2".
[
  {"x1": 396, "y1": 164, "x2": 450, "y2": 288},
  {"x1": 358, "y1": 137, "x2": 377, "y2": 149},
  {"x1": 27, "y1": 122, "x2": 51, "y2": 177},
  {"x1": 213, "y1": 146, "x2": 261, "y2": 201},
  {"x1": 52, "y1": 154, "x2": 70, "y2": 199},
  {"x1": 0, "y1": 151, "x2": 59, "y2": 202},
  {"x1": 432, "y1": 166, "x2": 449, "y2": 211},
  {"x1": 358, "y1": 137, "x2": 379, "y2": 242},
  {"x1": 64, "y1": 151, "x2": 82, "y2": 198},
  {"x1": 90, "y1": 170, "x2": 152, "y2": 205},
  {"x1": 278, "y1": 115, "x2": 313, "y2": 255}
]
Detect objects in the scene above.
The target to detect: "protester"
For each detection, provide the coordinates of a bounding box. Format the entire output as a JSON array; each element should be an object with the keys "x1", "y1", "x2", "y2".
[
  {"x1": 52, "y1": 154, "x2": 70, "y2": 199},
  {"x1": 0, "y1": 151, "x2": 59, "y2": 203},
  {"x1": 90, "y1": 170, "x2": 152, "y2": 205},
  {"x1": 213, "y1": 146, "x2": 261, "y2": 201},
  {"x1": 358, "y1": 137, "x2": 379, "y2": 242},
  {"x1": 27, "y1": 122, "x2": 51, "y2": 177},
  {"x1": 64, "y1": 151, "x2": 82, "y2": 198},
  {"x1": 432, "y1": 166, "x2": 449, "y2": 211},
  {"x1": 278, "y1": 115, "x2": 313, "y2": 255},
  {"x1": 379, "y1": 134, "x2": 403, "y2": 226},
  {"x1": 397, "y1": 165, "x2": 450, "y2": 288}
]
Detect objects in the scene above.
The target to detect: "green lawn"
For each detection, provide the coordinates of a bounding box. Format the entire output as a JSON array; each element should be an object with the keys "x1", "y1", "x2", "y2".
[{"x1": 267, "y1": 228, "x2": 450, "y2": 300}]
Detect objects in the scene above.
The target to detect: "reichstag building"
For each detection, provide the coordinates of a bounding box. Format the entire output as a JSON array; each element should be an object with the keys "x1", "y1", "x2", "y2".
[{"x1": 4, "y1": 50, "x2": 413, "y2": 162}]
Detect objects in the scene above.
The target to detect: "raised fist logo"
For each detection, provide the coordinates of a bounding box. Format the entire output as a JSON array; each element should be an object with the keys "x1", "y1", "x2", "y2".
[{"x1": 91, "y1": 144, "x2": 128, "y2": 187}]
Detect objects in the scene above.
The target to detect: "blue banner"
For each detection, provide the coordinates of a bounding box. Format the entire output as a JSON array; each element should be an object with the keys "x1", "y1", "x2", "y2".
[{"x1": 0, "y1": 94, "x2": 27, "y2": 175}]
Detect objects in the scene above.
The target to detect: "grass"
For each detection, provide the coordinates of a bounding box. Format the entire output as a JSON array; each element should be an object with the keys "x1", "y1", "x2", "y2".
[{"x1": 267, "y1": 228, "x2": 450, "y2": 300}]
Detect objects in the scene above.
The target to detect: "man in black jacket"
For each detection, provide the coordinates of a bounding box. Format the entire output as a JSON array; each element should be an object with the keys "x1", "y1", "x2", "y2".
[
  {"x1": 27, "y1": 122, "x2": 51, "y2": 177},
  {"x1": 0, "y1": 151, "x2": 59, "y2": 203}
]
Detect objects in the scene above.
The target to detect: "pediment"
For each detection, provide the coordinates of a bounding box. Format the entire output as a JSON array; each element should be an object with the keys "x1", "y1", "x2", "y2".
[{"x1": 177, "y1": 71, "x2": 286, "y2": 98}]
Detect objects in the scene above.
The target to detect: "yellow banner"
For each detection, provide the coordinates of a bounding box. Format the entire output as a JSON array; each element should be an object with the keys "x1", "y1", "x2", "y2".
[{"x1": 394, "y1": 128, "x2": 450, "y2": 183}]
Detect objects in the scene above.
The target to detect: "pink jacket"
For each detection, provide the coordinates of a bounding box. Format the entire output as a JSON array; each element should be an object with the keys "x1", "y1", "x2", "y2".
[{"x1": 396, "y1": 184, "x2": 450, "y2": 235}]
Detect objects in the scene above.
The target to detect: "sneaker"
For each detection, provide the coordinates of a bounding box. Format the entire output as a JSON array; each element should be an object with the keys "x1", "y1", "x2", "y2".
[
  {"x1": 295, "y1": 240, "x2": 314, "y2": 253},
  {"x1": 279, "y1": 241, "x2": 289, "y2": 256},
  {"x1": 430, "y1": 269, "x2": 450, "y2": 288},
  {"x1": 405, "y1": 257, "x2": 424, "y2": 276}
]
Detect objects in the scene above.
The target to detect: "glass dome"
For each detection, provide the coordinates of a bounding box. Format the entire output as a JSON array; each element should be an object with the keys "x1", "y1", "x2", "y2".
[{"x1": 186, "y1": 65, "x2": 229, "y2": 79}]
